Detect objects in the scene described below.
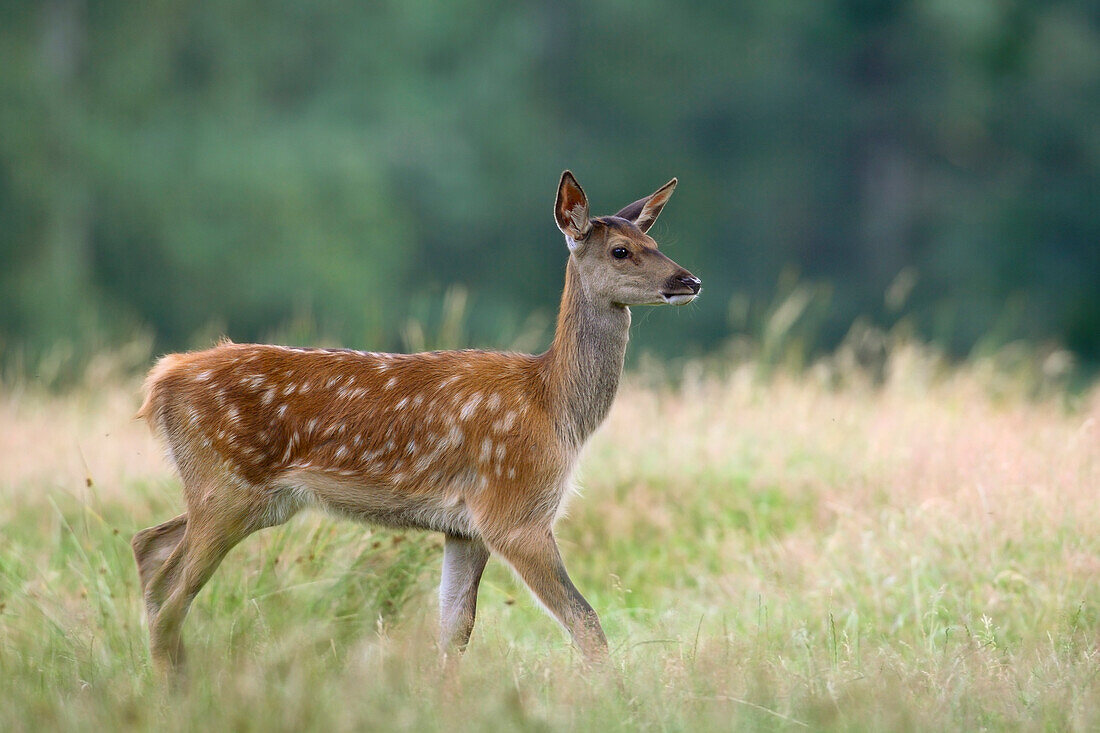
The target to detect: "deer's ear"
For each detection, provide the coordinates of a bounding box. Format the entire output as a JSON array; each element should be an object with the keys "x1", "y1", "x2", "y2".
[
  {"x1": 555, "y1": 171, "x2": 591, "y2": 247},
  {"x1": 615, "y1": 178, "x2": 677, "y2": 233}
]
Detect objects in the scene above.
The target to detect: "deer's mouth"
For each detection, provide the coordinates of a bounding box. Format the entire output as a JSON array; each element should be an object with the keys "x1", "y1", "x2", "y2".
[
  {"x1": 659, "y1": 273, "x2": 701, "y2": 305},
  {"x1": 660, "y1": 291, "x2": 699, "y2": 305}
]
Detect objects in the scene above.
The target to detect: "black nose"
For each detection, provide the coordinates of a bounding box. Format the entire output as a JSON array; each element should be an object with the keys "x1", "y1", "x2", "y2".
[{"x1": 677, "y1": 274, "x2": 701, "y2": 294}]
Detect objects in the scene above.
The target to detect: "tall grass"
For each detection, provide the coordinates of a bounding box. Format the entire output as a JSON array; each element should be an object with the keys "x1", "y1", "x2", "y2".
[{"x1": 1, "y1": 343, "x2": 1098, "y2": 731}]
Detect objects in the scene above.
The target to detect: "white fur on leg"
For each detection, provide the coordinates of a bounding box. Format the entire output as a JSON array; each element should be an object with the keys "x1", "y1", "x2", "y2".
[{"x1": 438, "y1": 535, "x2": 490, "y2": 652}]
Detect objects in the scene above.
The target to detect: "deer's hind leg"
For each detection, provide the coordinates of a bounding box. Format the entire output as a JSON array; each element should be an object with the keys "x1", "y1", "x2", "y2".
[
  {"x1": 132, "y1": 514, "x2": 188, "y2": 611},
  {"x1": 143, "y1": 488, "x2": 275, "y2": 674}
]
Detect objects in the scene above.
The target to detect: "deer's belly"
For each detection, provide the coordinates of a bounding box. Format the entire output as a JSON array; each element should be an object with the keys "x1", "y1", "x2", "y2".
[{"x1": 270, "y1": 466, "x2": 478, "y2": 537}]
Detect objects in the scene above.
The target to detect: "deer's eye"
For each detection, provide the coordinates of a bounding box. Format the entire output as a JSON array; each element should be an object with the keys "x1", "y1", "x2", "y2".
[{"x1": 611, "y1": 247, "x2": 629, "y2": 259}]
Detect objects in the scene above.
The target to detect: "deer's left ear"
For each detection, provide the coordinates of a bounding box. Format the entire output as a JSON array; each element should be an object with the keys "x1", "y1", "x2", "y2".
[
  {"x1": 614, "y1": 178, "x2": 677, "y2": 233},
  {"x1": 555, "y1": 171, "x2": 591, "y2": 248}
]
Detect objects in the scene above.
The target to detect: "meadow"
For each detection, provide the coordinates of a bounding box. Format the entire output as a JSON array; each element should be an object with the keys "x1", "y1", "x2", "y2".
[{"x1": 1, "y1": 342, "x2": 1098, "y2": 731}]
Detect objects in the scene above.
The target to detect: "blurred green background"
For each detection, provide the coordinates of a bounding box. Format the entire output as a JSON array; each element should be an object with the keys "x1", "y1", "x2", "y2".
[{"x1": 1, "y1": 1, "x2": 1098, "y2": 376}]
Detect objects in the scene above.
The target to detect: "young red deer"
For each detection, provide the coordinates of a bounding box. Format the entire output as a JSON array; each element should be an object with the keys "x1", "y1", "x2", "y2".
[{"x1": 132, "y1": 171, "x2": 700, "y2": 672}]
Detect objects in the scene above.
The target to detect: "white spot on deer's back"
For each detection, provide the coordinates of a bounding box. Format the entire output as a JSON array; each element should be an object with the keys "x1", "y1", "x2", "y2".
[
  {"x1": 492, "y1": 409, "x2": 519, "y2": 433},
  {"x1": 486, "y1": 393, "x2": 501, "y2": 411},
  {"x1": 334, "y1": 445, "x2": 348, "y2": 460},
  {"x1": 479, "y1": 438, "x2": 492, "y2": 463},
  {"x1": 263, "y1": 388, "x2": 277, "y2": 405},
  {"x1": 405, "y1": 440, "x2": 417, "y2": 456},
  {"x1": 276, "y1": 403, "x2": 288, "y2": 418},
  {"x1": 196, "y1": 370, "x2": 213, "y2": 382},
  {"x1": 460, "y1": 393, "x2": 482, "y2": 421},
  {"x1": 495, "y1": 444, "x2": 506, "y2": 462},
  {"x1": 395, "y1": 397, "x2": 409, "y2": 410},
  {"x1": 385, "y1": 376, "x2": 398, "y2": 389}
]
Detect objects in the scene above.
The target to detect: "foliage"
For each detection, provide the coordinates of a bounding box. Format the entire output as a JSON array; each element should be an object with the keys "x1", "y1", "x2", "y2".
[
  {"x1": 1, "y1": 1, "x2": 1099, "y2": 375},
  {"x1": 2, "y1": 351, "x2": 1099, "y2": 730}
]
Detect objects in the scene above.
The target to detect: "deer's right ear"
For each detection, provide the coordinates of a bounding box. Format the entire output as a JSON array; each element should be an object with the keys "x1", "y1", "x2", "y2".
[
  {"x1": 614, "y1": 178, "x2": 677, "y2": 233},
  {"x1": 555, "y1": 171, "x2": 591, "y2": 248}
]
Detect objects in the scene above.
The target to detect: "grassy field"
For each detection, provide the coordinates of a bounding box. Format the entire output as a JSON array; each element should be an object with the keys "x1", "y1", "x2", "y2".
[{"x1": 1, "y1": 344, "x2": 1098, "y2": 731}]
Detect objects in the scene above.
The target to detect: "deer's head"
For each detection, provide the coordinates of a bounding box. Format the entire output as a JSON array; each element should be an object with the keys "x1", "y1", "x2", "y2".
[{"x1": 554, "y1": 171, "x2": 701, "y2": 308}]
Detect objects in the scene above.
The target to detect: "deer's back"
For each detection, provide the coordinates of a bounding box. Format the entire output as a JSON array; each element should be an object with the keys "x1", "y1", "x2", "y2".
[{"x1": 140, "y1": 343, "x2": 573, "y2": 535}]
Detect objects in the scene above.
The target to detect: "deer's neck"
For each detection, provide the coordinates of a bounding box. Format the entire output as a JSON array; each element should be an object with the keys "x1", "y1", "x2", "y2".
[{"x1": 542, "y1": 258, "x2": 630, "y2": 447}]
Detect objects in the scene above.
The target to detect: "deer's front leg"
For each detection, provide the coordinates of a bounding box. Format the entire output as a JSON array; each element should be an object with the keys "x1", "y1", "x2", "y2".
[
  {"x1": 439, "y1": 534, "x2": 491, "y2": 654},
  {"x1": 490, "y1": 528, "x2": 608, "y2": 662}
]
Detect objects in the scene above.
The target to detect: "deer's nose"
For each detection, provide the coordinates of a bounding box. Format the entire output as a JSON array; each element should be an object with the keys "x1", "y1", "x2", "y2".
[{"x1": 676, "y1": 273, "x2": 701, "y2": 294}]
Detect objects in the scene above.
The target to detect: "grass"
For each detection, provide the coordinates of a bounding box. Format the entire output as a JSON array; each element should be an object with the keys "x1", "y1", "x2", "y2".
[{"x1": 1, "y1": 342, "x2": 1099, "y2": 731}]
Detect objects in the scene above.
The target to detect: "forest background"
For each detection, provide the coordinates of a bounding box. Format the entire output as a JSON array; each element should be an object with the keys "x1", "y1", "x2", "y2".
[{"x1": 2, "y1": 1, "x2": 1097, "y2": 378}]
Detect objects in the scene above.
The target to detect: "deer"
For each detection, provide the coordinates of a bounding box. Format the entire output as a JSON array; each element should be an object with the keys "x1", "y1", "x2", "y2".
[{"x1": 131, "y1": 171, "x2": 701, "y2": 673}]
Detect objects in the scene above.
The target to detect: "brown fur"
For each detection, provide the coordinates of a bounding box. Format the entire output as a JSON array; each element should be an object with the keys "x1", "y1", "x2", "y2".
[
  {"x1": 133, "y1": 171, "x2": 700, "y2": 674},
  {"x1": 132, "y1": 513, "x2": 188, "y2": 593}
]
